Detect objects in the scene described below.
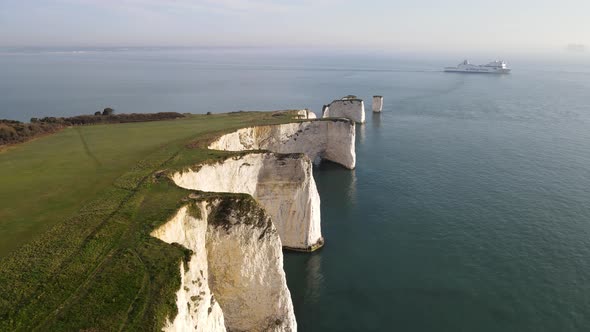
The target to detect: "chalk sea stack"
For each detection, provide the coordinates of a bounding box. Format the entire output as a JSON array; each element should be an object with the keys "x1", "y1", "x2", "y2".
[
  {"x1": 322, "y1": 95, "x2": 366, "y2": 123},
  {"x1": 372, "y1": 96, "x2": 383, "y2": 113}
]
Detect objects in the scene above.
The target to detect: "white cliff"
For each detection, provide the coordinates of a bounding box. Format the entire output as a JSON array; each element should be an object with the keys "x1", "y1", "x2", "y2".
[
  {"x1": 151, "y1": 205, "x2": 226, "y2": 332},
  {"x1": 154, "y1": 114, "x2": 358, "y2": 331},
  {"x1": 171, "y1": 152, "x2": 322, "y2": 251},
  {"x1": 209, "y1": 119, "x2": 356, "y2": 169},
  {"x1": 372, "y1": 96, "x2": 383, "y2": 113},
  {"x1": 151, "y1": 198, "x2": 296, "y2": 332},
  {"x1": 322, "y1": 96, "x2": 366, "y2": 124},
  {"x1": 294, "y1": 109, "x2": 317, "y2": 119}
]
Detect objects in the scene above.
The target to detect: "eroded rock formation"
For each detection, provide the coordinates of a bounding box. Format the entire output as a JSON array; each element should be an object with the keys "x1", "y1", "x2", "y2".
[
  {"x1": 171, "y1": 153, "x2": 322, "y2": 251},
  {"x1": 209, "y1": 119, "x2": 356, "y2": 169},
  {"x1": 294, "y1": 109, "x2": 317, "y2": 119},
  {"x1": 151, "y1": 196, "x2": 296, "y2": 332},
  {"x1": 322, "y1": 96, "x2": 366, "y2": 123},
  {"x1": 153, "y1": 116, "x2": 358, "y2": 331},
  {"x1": 372, "y1": 96, "x2": 383, "y2": 113}
]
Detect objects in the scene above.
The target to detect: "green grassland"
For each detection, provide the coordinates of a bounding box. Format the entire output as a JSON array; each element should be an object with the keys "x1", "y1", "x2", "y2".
[{"x1": 0, "y1": 111, "x2": 301, "y2": 331}]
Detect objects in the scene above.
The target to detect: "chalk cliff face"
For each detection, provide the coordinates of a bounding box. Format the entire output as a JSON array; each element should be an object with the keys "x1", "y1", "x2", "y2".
[
  {"x1": 322, "y1": 97, "x2": 366, "y2": 124},
  {"x1": 294, "y1": 109, "x2": 317, "y2": 119},
  {"x1": 154, "y1": 115, "x2": 358, "y2": 331},
  {"x1": 171, "y1": 153, "x2": 322, "y2": 251},
  {"x1": 209, "y1": 119, "x2": 356, "y2": 169},
  {"x1": 151, "y1": 198, "x2": 296, "y2": 332}
]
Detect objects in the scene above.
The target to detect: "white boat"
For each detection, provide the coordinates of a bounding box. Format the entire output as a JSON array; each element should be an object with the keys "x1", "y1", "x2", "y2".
[{"x1": 444, "y1": 60, "x2": 511, "y2": 74}]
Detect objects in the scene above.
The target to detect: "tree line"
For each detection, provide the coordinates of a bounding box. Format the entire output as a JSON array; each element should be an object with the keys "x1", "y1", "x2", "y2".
[{"x1": 0, "y1": 108, "x2": 185, "y2": 146}]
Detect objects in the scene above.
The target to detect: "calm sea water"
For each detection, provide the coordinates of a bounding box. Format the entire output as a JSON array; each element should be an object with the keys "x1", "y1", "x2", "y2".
[{"x1": 2, "y1": 49, "x2": 590, "y2": 331}]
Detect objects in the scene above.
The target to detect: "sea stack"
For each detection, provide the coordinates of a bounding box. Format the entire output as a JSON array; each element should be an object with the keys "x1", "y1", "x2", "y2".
[
  {"x1": 322, "y1": 95, "x2": 366, "y2": 124},
  {"x1": 372, "y1": 96, "x2": 383, "y2": 113}
]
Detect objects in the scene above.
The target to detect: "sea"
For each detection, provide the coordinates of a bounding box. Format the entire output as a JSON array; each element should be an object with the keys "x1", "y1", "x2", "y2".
[{"x1": 2, "y1": 48, "x2": 590, "y2": 331}]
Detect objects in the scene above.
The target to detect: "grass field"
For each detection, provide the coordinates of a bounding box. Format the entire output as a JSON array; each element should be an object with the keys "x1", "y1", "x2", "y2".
[
  {"x1": 0, "y1": 111, "x2": 300, "y2": 331},
  {"x1": 0, "y1": 112, "x2": 293, "y2": 257}
]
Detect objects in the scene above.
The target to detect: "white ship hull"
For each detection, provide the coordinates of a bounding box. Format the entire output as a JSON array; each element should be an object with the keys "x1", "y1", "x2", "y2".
[
  {"x1": 444, "y1": 67, "x2": 511, "y2": 74},
  {"x1": 444, "y1": 60, "x2": 511, "y2": 74}
]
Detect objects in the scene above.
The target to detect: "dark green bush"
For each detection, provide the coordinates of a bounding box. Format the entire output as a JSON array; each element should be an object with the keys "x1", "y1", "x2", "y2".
[{"x1": 0, "y1": 112, "x2": 185, "y2": 146}]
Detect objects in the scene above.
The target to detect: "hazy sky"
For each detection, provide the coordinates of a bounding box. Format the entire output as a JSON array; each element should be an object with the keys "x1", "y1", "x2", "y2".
[{"x1": 1, "y1": 0, "x2": 589, "y2": 53}]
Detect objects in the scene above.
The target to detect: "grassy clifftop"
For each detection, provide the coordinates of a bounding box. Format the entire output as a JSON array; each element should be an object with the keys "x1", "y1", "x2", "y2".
[{"x1": 0, "y1": 111, "x2": 301, "y2": 331}]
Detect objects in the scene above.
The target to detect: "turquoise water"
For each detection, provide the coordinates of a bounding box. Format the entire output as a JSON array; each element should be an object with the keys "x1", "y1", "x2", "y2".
[{"x1": 2, "y1": 50, "x2": 590, "y2": 331}]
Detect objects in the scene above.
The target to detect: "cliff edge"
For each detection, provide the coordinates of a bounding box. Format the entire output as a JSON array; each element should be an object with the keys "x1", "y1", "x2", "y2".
[
  {"x1": 152, "y1": 195, "x2": 296, "y2": 332},
  {"x1": 155, "y1": 117, "x2": 357, "y2": 331},
  {"x1": 209, "y1": 119, "x2": 356, "y2": 169},
  {"x1": 172, "y1": 152, "x2": 322, "y2": 251}
]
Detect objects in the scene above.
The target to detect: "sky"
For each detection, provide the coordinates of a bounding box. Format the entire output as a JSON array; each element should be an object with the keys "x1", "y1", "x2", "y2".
[{"x1": 1, "y1": 0, "x2": 589, "y2": 54}]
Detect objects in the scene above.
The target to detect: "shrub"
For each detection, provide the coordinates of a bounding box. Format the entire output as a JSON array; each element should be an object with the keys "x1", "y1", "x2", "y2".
[
  {"x1": 1, "y1": 112, "x2": 185, "y2": 146},
  {"x1": 0, "y1": 124, "x2": 17, "y2": 140}
]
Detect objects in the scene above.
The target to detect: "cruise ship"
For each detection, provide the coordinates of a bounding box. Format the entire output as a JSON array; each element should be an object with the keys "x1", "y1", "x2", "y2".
[{"x1": 444, "y1": 60, "x2": 511, "y2": 74}]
